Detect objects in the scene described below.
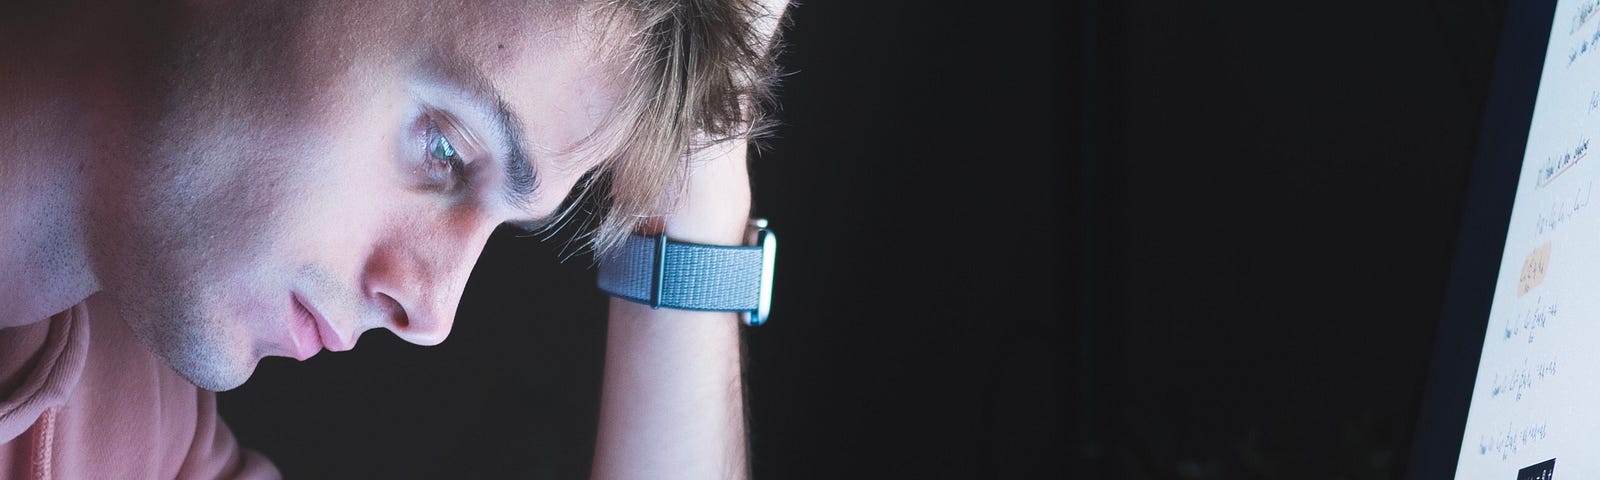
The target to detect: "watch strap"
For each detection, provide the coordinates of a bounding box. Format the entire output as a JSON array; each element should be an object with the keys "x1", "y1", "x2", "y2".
[{"x1": 597, "y1": 224, "x2": 776, "y2": 325}]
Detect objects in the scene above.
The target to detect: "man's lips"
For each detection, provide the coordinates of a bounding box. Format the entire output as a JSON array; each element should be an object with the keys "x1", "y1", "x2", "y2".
[
  {"x1": 290, "y1": 294, "x2": 351, "y2": 360},
  {"x1": 305, "y1": 297, "x2": 353, "y2": 352},
  {"x1": 288, "y1": 295, "x2": 322, "y2": 361}
]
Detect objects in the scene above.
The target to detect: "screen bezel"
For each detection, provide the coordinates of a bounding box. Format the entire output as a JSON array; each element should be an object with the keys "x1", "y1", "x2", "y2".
[{"x1": 1407, "y1": 1, "x2": 1558, "y2": 477}]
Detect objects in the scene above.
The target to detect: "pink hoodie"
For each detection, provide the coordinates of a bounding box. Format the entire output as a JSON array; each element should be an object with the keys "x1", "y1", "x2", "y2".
[{"x1": 0, "y1": 303, "x2": 280, "y2": 479}]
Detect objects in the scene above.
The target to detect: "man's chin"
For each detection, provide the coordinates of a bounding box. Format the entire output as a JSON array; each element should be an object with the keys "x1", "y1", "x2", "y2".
[
  {"x1": 154, "y1": 342, "x2": 262, "y2": 392},
  {"x1": 174, "y1": 358, "x2": 258, "y2": 392}
]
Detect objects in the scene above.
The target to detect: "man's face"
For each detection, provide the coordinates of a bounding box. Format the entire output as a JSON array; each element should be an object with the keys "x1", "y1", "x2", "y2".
[{"x1": 86, "y1": 0, "x2": 625, "y2": 390}]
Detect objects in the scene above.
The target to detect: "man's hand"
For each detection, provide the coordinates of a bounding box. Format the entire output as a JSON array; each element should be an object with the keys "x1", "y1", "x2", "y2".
[{"x1": 660, "y1": 139, "x2": 755, "y2": 244}]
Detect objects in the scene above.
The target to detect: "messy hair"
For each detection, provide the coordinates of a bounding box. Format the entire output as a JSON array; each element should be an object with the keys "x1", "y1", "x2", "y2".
[{"x1": 561, "y1": 0, "x2": 781, "y2": 256}]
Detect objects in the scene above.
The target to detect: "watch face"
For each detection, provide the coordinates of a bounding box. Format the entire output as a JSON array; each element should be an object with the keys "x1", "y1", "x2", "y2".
[{"x1": 750, "y1": 227, "x2": 776, "y2": 327}]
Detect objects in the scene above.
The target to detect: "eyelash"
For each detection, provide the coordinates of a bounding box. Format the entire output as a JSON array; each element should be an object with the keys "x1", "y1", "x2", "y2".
[{"x1": 424, "y1": 118, "x2": 471, "y2": 189}]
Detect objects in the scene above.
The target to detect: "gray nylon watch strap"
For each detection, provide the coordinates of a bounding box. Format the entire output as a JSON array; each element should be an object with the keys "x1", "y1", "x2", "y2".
[{"x1": 597, "y1": 234, "x2": 765, "y2": 312}]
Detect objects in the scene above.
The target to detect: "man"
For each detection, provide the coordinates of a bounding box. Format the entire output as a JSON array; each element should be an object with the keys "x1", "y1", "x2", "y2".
[{"x1": 0, "y1": 0, "x2": 786, "y2": 477}]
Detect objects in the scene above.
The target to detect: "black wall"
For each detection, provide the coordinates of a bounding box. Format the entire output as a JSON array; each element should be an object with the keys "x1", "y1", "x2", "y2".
[{"x1": 1072, "y1": 0, "x2": 1507, "y2": 477}]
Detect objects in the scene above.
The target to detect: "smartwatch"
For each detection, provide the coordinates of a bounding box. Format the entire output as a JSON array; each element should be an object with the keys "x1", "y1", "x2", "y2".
[{"x1": 597, "y1": 218, "x2": 777, "y2": 326}]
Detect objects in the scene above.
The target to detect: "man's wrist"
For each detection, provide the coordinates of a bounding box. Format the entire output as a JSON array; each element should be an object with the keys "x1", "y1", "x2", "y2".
[{"x1": 598, "y1": 136, "x2": 771, "y2": 323}]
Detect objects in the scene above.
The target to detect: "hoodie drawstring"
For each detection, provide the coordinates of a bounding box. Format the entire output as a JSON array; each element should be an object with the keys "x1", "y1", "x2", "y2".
[{"x1": 29, "y1": 407, "x2": 54, "y2": 480}]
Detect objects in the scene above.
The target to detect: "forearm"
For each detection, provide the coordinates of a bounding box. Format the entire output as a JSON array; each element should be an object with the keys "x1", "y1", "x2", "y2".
[
  {"x1": 593, "y1": 301, "x2": 748, "y2": 480},
  {"x1": 592, "y1": 140, "x2": 753, "y2": 480}
]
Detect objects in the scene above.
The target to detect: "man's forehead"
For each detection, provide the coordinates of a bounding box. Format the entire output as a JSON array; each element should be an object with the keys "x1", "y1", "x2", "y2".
[
  {"x1": 496, "y1": 40, "x2": 622, "y2": 163},
  {"x1": 453, "y1": 7, "x2": 631, "y2": 214}
]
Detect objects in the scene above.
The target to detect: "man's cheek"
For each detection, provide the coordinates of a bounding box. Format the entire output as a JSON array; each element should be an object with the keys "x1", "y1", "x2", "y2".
[{"x1": 279, "y1": 170, "x2": 389, "y2": 271}]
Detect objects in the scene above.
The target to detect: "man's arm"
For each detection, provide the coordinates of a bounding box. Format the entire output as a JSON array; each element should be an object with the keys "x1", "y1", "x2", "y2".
[
  {"x1": 591, "y1": 138, "x2": 756, "y2": 480},
  {"x1": 590, "y1": 3, "x2": 786, "y2": 476}
]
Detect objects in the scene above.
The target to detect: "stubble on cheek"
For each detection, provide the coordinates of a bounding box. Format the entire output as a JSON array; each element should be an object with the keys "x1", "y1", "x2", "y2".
[{"x1": 91, "y1": 107, "x2": 313, "y2": 391}]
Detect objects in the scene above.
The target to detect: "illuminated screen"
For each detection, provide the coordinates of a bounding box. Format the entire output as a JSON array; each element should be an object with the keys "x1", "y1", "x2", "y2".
[{"x1": 1457, "y1": 1, "x2": 1600, "y2": 477}]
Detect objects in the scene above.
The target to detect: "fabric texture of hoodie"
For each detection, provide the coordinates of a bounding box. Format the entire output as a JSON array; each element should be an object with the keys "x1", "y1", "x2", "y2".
[{"x1": 0, "y1": 302, "x2": 280, "y2": 479}]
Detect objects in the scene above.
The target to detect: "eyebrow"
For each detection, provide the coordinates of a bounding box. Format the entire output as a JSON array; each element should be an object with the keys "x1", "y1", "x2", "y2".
[
  {"x1": 490, "y1": 97, "x2": 550, "y2": 232},
  {"x1": 440, "y1": 58, "x2": 551, "y2": 232}
]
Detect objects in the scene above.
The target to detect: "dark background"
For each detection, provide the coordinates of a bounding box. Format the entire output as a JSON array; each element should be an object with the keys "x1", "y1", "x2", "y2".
[
  {"x1": 218, "y1": 0, "x2": 1518, "y2": 477},
  {"x1": 1069, "y1": 0, "x2": 1511, "y2": 478}
]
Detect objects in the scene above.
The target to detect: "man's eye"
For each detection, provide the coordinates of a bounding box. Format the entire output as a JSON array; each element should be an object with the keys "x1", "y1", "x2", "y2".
[{"x1": 425, "y1": 126, "x2": 470, "y2": 188}]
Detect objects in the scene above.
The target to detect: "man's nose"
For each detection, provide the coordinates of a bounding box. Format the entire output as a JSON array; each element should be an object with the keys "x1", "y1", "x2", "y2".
[{"x1": 359, "y1": 214, "x2": 494, "y2": 346}]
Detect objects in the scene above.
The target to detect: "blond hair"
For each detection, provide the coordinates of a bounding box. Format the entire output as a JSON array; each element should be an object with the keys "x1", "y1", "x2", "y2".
[{"x1": 563, "y1": 0, "x2": 780, "y2": 256}]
